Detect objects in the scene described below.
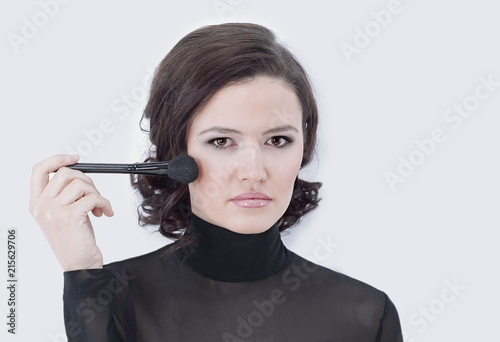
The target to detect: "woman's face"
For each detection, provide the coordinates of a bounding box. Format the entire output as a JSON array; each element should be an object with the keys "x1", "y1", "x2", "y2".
[{"x1": 186, "y1": 76, "x2": 304, "y2": 234}]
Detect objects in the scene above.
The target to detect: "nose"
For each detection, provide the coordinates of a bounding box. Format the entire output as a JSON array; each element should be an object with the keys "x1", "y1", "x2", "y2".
[{"x1": 236, "y1": 146, "x2": 267, "y2": 183}]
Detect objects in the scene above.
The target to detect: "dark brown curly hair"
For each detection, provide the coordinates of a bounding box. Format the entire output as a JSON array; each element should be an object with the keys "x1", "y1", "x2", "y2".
[{"x1": 130, "y1": 23, "x2": 322, "y2": 250}]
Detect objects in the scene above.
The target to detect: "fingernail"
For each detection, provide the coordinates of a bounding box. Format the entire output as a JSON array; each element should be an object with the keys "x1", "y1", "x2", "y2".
[{"x1": 71, "y1": 154, "x2": 79, "y2": 160}]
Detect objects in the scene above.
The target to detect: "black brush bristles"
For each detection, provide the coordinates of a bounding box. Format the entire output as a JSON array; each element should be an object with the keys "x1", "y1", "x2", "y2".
[{"x1": 167, "y1": 154, "x2": 199, "y2": 184}]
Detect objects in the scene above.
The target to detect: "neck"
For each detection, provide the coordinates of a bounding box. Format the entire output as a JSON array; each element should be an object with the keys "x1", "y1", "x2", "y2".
[{"x1": 175, "y1": 214, "x2": 294, "y2": 282}]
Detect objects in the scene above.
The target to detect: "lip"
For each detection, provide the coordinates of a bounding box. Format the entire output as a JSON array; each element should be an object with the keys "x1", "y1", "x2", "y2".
[
  {"x1": 231, "y1": 192, "x2": 271, "y2": 200},
  {"x1": 231, "y1": 192, "x2": 271, "y2": 208}
]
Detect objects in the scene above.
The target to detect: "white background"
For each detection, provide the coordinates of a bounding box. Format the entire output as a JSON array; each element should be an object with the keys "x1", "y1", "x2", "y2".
[{"x1": 1, "y1": 0, "x2": 499, "y2": 341}]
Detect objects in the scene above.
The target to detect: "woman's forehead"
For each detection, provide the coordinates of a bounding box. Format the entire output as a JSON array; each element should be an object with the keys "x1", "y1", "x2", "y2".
[{"x1": 188, "y1": 76, "x2": 302, "y2": 134}]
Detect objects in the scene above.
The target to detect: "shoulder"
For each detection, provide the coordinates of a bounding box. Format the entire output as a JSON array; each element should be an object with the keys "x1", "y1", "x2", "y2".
[
  {"x1": 287, "y1": 253, "x2": 392, "y2": 320},
  {"x1": 102, "y1": 242, "x2": 179, "y2": 277},
  {"x1": 289, "y1": 253, "x2": 386, "y2": 296},
  {"x1": 62, "y1": 245, "x2": 177, "y2": 297},
  {"x1": 276, "y1": 253, "x2": 402, "y2": 339}
]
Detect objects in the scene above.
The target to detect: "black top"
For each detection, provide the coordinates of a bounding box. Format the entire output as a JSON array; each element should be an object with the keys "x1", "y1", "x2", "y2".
[{"x1": 63, "y1": 214, "x2": 403, "y2": 341}]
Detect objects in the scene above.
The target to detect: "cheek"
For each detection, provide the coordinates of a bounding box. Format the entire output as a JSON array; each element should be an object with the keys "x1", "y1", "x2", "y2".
[
  {"x1": 197, "y1": 154, "x2": 234, "y2": 183},
  {"x1": 272, "y1": 150, "x2": 302, "y2": 191},
  {"x1": 278, "y1": 162, "x2": 300, "y2": 191},
  {"x1": 189, "y1": 154, "x2": 234, "y2": 203}
]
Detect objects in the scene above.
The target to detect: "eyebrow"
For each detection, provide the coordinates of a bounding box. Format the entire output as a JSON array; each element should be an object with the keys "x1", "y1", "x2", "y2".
[{"x1": 198, "y1": 124, "x2": 299, "y2": 136}]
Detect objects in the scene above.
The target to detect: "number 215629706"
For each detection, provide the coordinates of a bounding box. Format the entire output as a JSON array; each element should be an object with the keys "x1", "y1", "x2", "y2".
[{"x1": 7, "y1": 230, "x2": 16, "y2": 278}]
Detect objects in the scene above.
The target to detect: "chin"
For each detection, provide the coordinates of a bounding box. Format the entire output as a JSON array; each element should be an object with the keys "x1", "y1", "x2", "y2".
[{"x1": 227, "y1": 211, "x2": 280, "y2": 234}]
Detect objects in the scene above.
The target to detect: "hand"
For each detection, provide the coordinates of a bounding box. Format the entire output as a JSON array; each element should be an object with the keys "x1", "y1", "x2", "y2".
[{"x1": 29, "y1": 154, "x2": 114, "y2": 272}]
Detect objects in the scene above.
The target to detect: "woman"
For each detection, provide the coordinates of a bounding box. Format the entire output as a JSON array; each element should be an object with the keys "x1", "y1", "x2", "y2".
[{"x1": 29, "y1": 23, "x2": 403, "y2": 341}]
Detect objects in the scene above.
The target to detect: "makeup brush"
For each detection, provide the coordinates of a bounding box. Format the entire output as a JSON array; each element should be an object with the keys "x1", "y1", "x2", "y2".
[{"x1": 58, "y1": 154, "x2": 199, "y2": 184}]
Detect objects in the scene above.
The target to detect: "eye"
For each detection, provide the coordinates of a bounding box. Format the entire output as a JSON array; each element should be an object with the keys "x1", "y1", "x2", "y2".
[
  {"x1": 267, "y1": 136, "x2": 292, "y2": 148},
  {"x1": 208, "y1": 137, "x2": 233, "y2": 149},
  {"x1": 208, "y1": 136, "x2": 293, "y2": 149}
]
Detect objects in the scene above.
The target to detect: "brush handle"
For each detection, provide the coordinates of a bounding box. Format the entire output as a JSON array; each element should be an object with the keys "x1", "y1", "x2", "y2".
[{"x1": 64, "y1": 162, "x2": 170, "y2": 176}]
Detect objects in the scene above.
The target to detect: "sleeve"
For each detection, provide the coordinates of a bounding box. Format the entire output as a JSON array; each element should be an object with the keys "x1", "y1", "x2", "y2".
[
  {"x1": 63, "y1": 268, "x2": 124, "y2": 342},
  {"x1": 375, "y1": 293, "x2": 404, "y2": 342}
]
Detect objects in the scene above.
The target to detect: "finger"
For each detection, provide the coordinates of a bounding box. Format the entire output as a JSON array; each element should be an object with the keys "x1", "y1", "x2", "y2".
[
  {"x1": 54, "y1": 177, "x2": 100, "y2": 207},
  {"x1": 71, "y1": 193, "x2": 114, "y2": 217},
  {"x1": 92, "y1": 208, "x2": 104, "y2": 217},
  {"x1": 43, "y1": 166, "x2": 99, "y2": 200},
  {"x1": 29, "y1": 154, "x2": 79, "y2": 213}
]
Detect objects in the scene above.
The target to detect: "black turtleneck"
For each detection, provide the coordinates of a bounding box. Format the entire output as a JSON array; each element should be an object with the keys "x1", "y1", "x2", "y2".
[
  {"x1": 62, "y1": 214, "x2": 403, "y2": 341},
  {"x1": 175, "y1": 213, "x2": 294, "y2": 282}
]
